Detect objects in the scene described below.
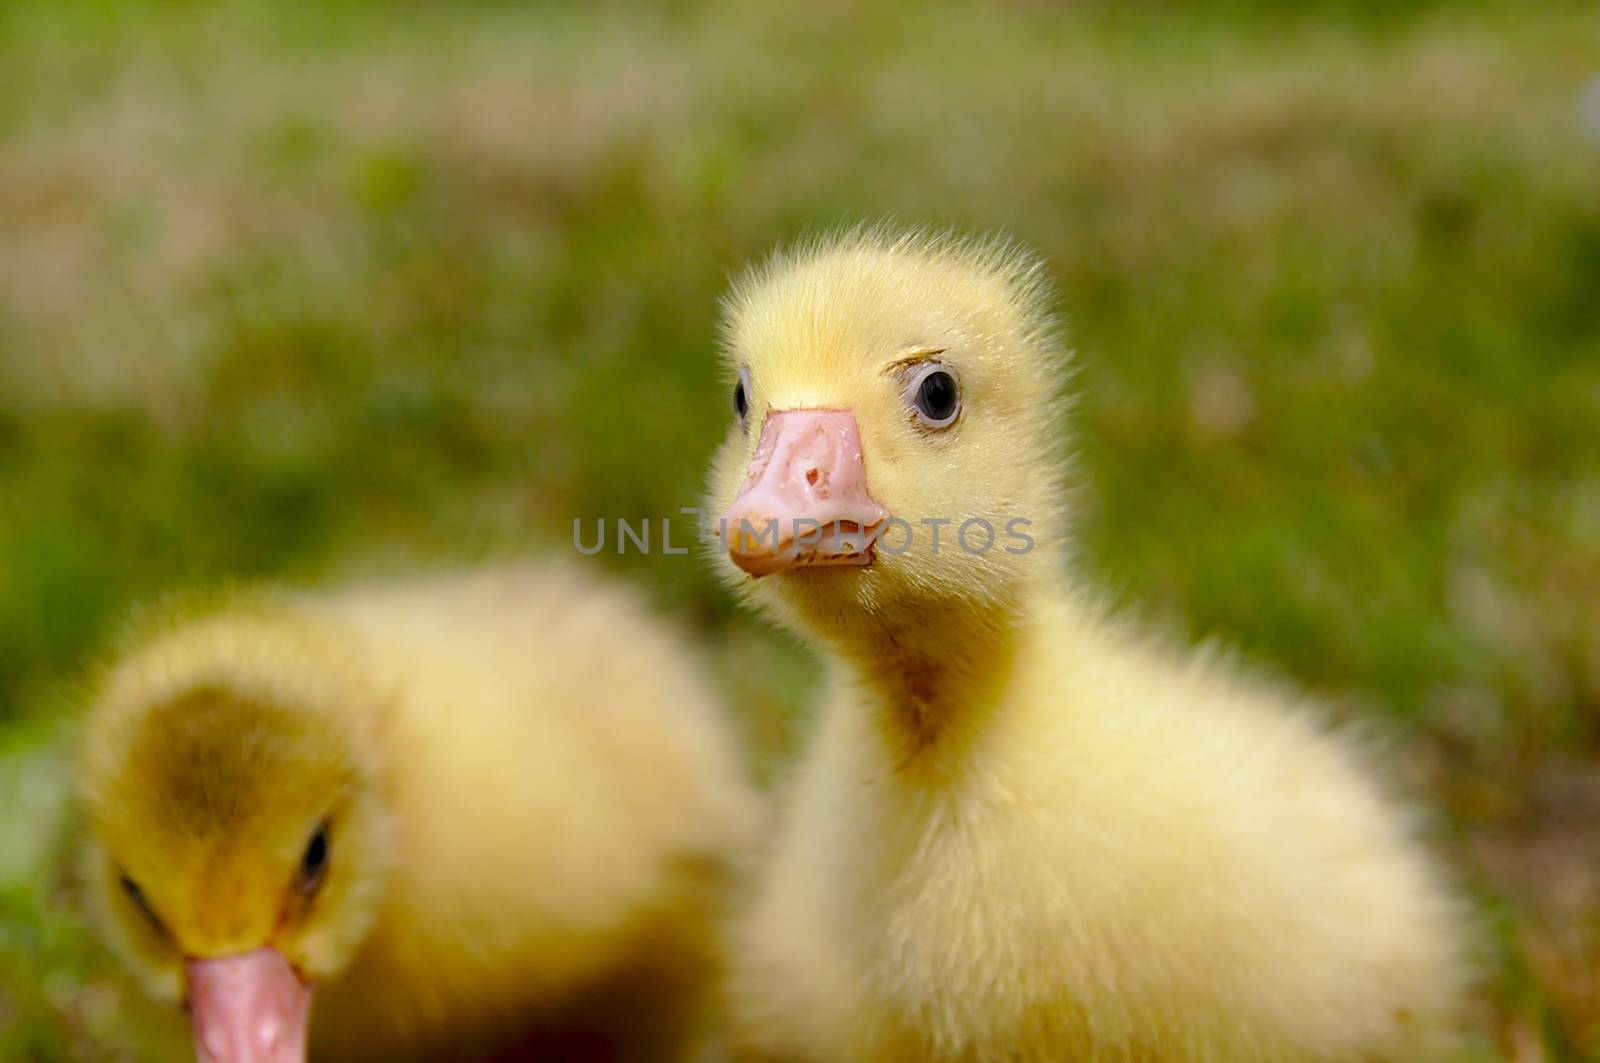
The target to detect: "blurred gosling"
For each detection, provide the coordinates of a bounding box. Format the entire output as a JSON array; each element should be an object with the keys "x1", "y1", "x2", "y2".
[{"x1": 77, "y1": 562, "x2": 759, "y2": 1063}]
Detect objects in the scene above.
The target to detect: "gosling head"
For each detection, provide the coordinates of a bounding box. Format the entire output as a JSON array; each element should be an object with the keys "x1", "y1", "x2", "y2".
[
  {"x1": 77, "y1": 616, "x2": 393, "y2": 1063},
  {"x1": 706, "y1": 226, "x2": 1069, "y2": 642}
]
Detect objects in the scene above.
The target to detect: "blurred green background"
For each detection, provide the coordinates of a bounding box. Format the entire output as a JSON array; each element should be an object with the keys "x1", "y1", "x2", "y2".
[{"x1": 2, "y1": 1, "x2": 1598, "y2": 1058}]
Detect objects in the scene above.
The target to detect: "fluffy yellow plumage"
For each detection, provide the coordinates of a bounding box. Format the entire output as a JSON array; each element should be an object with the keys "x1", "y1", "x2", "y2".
[
  {"x1": 77, "y1": 562, "x2": 759, "y2": 1061},
  {"x1": 705, "y1": 226, "x2": 1467, "y2": 1061}
]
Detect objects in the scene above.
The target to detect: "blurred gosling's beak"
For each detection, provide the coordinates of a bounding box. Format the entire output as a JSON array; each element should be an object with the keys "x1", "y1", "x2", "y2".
[
  {"x1": 187, "y1": 948, "x2": 312, "y2": 1063},
  {"x1": 721, "y1": 409, "x2": 888, "y2": 577}
]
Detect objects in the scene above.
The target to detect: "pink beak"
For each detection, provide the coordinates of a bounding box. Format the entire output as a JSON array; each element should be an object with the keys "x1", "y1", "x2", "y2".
[
  {"x1": 721, "y1": 409, "x2": 889, "y2": 577},
  {"x1": 186, "y1": 948, "x2": 313, "y2": 1063}
]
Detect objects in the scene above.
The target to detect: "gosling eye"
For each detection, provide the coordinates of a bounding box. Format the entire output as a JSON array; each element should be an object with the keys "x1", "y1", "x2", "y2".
[
  {"x1": 907, "y1": 363, "x2": 960, "y2": 429},
  {"x1": 119, "y1": 872, "x2": 164, "y2": 933},
  {"x1": 733, "y1": 367, "x2": 752, "y2": 428},
  {"x1": 297, "y1": 821, "x2": 330, "y2": 896}
]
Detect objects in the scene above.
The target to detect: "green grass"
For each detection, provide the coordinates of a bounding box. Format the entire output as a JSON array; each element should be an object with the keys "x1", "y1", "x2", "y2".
[{"x1": 1, "y1": 1, "x2": 1598, "y2": 1058}]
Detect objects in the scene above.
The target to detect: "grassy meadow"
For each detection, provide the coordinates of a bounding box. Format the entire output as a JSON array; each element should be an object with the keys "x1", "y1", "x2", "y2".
[{"x1": 1, "y1": 1, "x2": 1598, "y2": 1058}]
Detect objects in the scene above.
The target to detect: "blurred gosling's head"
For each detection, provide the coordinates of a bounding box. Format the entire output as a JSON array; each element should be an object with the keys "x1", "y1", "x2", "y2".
[
  {"x1": 77, "y1": 611, "x2": 393, "y2": 1063},
  {"x1": 705, "y1": 226, "x2": 1070, "y2": 640}
]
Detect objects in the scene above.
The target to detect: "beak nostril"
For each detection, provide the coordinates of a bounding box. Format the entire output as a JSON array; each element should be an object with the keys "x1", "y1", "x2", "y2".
[{"x1": 806, "y1": 467, "x2": 820, "y2": 486}]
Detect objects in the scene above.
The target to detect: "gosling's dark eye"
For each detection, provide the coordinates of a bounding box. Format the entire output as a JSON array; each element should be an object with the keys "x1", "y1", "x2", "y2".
[
  {"x1": 119, "y1": 873, "x2": 163, "y2": 932},
  {"x1": 909, "y1": 364, "x2": 960, "y2": 429},
  {"x1": 298, "y1": 822, "x2": 330, "y2": 895},
  {"x1": 733, "y1": 367, "x2": 751, "y2": 428}
]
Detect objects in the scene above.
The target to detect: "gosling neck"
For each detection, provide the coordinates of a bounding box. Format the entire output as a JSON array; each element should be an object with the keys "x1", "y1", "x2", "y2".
[{"x1": 823, "y1": 584, "x2": 1038, "y2": 775}]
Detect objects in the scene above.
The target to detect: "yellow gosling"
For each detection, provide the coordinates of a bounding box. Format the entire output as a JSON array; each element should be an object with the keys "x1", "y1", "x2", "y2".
[
  {"x1": 77, "y1": 563, "x2": 758, "y2": 1062},
  {"x1": 704, "y1": 226, "x2": 1467, "y2": 1062}
]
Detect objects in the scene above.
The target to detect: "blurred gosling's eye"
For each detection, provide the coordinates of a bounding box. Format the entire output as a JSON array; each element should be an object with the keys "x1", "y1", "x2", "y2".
[
  {"x1": 298, "y1": 822, "x2": 330, "y2": 895},
  {"x1": 119, "y1": 873, "x2": 164, "y2": 932},
  {"x1": 733, "y1": 367, "x2": 752, "y2": 428},
  {"x1": 908, "y1": 364, "x2": 960, "y2": 429}
]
